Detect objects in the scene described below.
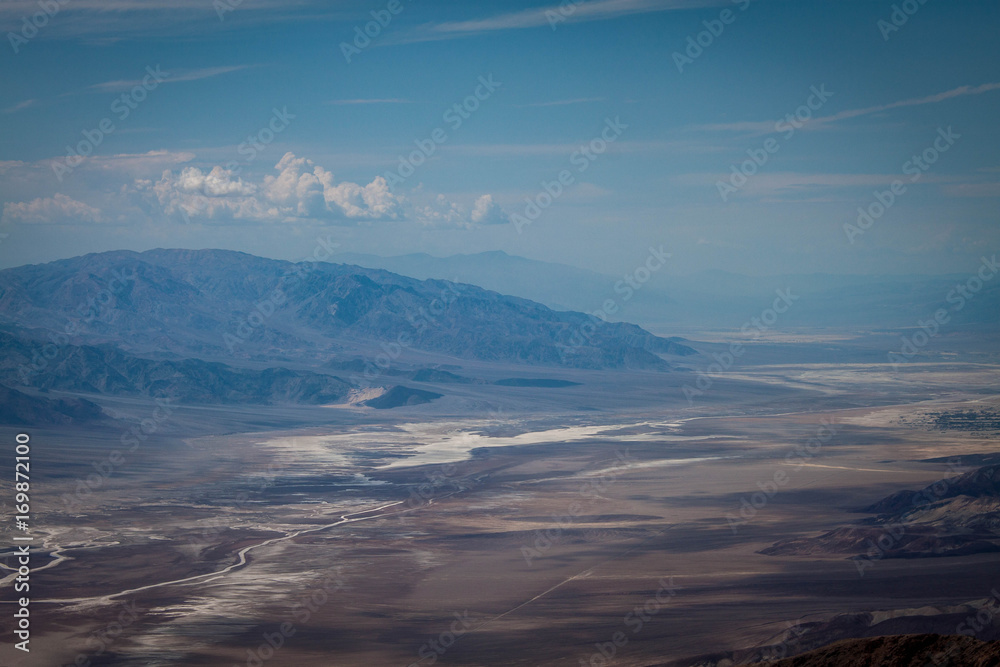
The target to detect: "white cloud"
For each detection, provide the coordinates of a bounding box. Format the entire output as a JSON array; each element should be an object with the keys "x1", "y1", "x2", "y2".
[
  {"x1": 448, "y1": 139, "x2": 723, "y2": 158},
  {"x1": 0, "y1": 160, "x2": 28, "y2": 175},
  {"x1": 87, "y1": 66, "x2": 248, "y2": 93},
  {"x1": 2, "y1": 99, "x2": 36, "y2": 114},
  {"x1": 266, "y1": 152, "x2": 403, "y2": 220},
  {"x1": 325, "y1": 99, "x2": 414, "y2": 106},
  {"x1": 941, "y1": 182, "x2": 1000, "y2": 198},
  {"x1": 81, "y1": 150, "x2": 197, "y2": 174},
  {"x1": 0, "y1": 151, "x2": 503, "y2": 229},
  {"x1": 672, "y1": 171, "x2": 965, "y2": 202},
  {"x1": 470, "y1": 194, "x2": 507, "y2": 224},
  {"x1": 411, "y1": 192, "x2": 509, "y2": 228},
  {"x1": 142, "y1": 152, "x2": 405, "y2": 224},
  {"x1": 0, "y1": 1, "x2": 333, "y2": 37},
  {"x1": 415, "y1": 194, "x2": 467, "y2": 228},
  {"x1": 400, "y1": 0, "x2": 727, "y2": 43},
  {"x1": 2, "y1": 193, "x2": 104, "y2": 224},
  {"x1": 175, "y1": 165, "x2": 257, "y2": 197},
  {"x1": 692, "y1": 82, "x2": 1000, "y2": 134},
  {"x1": 516, "y1": 97, "x2": 606, "y2": 108}
]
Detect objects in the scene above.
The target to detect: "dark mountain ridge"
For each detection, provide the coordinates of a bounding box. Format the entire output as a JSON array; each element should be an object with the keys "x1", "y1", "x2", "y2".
[{"x1": 0, "y1": 249, "x2": 694, "y2": 371}]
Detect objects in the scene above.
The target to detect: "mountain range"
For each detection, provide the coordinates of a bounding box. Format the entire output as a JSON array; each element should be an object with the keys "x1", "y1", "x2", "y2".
[
  {"x1": 0, "y1": 249, "x2": 697, "y2": 419},
  {"x1": 333, "y1": 250, "x2": 1000, "y2": 329}
]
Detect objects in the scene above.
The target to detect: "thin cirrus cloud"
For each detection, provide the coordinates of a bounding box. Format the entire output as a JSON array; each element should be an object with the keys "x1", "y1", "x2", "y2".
[
  {"x1": 2, "y1": 99, "x2": 37, "y2": 114},
  {"x1": 515, "y1": 97, "x2": 607, "y2": 108},
  {"x1": 325, "y1": 99, "x2": 415, "y2": 105},
  {"x1": 447, "y1": 139, "x2": 725, "y2": 157},
  {"x1": 86, "y1": 66, "x2": 250, "y2": 93},
  {"x1": 395, "y1": 0, "x2": 727, "y2": 43},
  {"x1": 0, "y1": 0, "x2": 334, "y2": 35},
  {"x1": 672, "y1": 170, "x2": 969, "y2": 202},
  {"x1": 692, "y1": 82, "x2": 1000, "y2": 134}
]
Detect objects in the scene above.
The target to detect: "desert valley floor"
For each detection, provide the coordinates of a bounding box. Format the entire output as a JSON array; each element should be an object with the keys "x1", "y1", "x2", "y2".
[{"x1": 2, "y1": 333, "x2": 999, "y2": 666}]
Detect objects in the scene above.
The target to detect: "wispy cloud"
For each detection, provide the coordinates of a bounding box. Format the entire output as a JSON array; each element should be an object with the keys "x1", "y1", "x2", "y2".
[
  {"x1": 2, "y1": 99, "x2": 37, "y2": 114},
  {"x1": 516, "y1": 97, "x2": 606, "y2": 108},
  {"x1": 941, "y1": 182, "x2": 1000, "y2": 198},
  {"x1": 448, "y1": 139, "x2": 726, "y2": 157},
  {"x1": 87, "y1": 66, "x2": 248, "y2": 93},
  {"x1": 325, "y1": 98, "x2": 414, "y2": 105},
  {"x1": 397, "y1": 0, "x2": 726, "y2": 44},
  {"x1": 692, "y1": 82, "x2": 1000, "y2": 134},
  {"x1": 0, "y1": 1, "x2": 339, "y2": 39},
  {"x1": 674, "y1": 171, "x2": 966, "y2": 201}
]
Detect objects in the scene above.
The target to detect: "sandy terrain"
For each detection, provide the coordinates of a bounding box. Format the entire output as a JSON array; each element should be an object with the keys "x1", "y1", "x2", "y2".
[{"x1": 1, "y1": 351, "x2": 998, "y2": 666}]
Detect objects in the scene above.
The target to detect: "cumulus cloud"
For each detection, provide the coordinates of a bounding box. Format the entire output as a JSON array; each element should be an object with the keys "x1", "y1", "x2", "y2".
[
  {"x1": 410, "y1": 192, "x2": 509, "y2": 229},
  {"x1": 2, "y1": 193, "x2": 104, "y2": 224},
  {"x1": 175, "y1": 165, "x2": 257, "y2": 197},
  {"x1": 143, "y1": 152, "x2": 405, "y2": 224},
  {"x1": 82, "y1": 150, "x2": 197, "y2": 174},
  {"x1": 0, "y1": 151, "x2": 504, "y2": 229},
  {"x1": 414, "y1": 194, "x2": 467, "y2": 228},
  {"x1": 469, "y1": 194, "x2": 507, "y2": 225},
  {"x1": 142, "y1": 166, "x2": 271, "y2": 222}
]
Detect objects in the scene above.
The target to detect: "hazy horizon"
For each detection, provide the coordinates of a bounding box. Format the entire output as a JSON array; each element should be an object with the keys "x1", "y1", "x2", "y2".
[
  {"x1": 2, "y1": 1, "x2": 999, "y2": 277},
  {"x1": 3, "y1": 244, "x2": 998, "y2": 280}
]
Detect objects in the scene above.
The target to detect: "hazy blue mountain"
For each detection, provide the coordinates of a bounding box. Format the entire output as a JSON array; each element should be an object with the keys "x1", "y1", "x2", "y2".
[
  {"x1": 0, "y1": 329, "x2": 354, "y2": 405},
  {"x1": 334, "y1": 251, "x2": 1000, "y2": 329},
  {"x1": 0, "y1": 250, "x2": 694, "y2": 378},
  {"x1": 331, "y1": 249, "x2": 682, "y2": 320},
  {"x1": 0, "y1": 383, "x2": 108, "y2": 425}
]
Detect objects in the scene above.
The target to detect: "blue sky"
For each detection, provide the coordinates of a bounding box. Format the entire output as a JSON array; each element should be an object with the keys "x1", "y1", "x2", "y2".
[{"x1": 1, "y1": 0, "x2": 998, "y2": 276}]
